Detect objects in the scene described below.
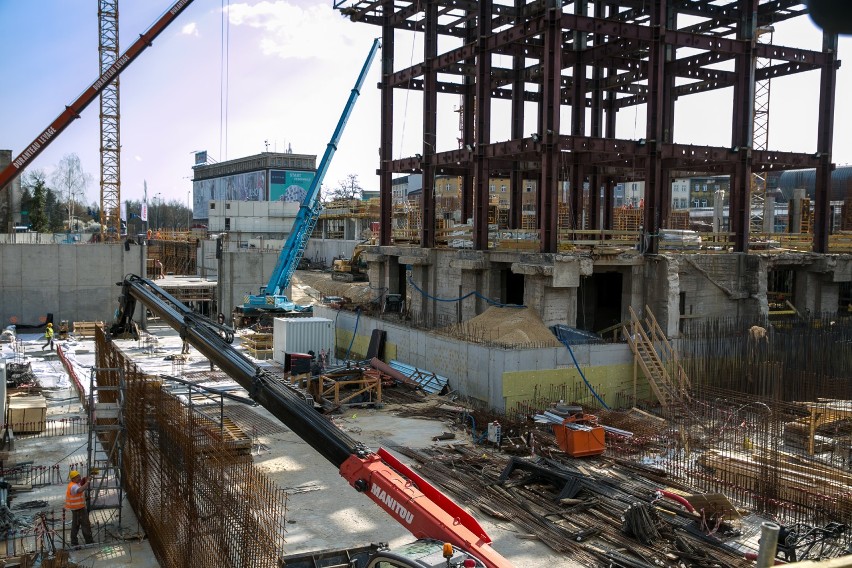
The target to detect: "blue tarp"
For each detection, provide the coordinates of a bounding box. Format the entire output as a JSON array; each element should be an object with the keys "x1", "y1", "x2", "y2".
[{"x1": 389, "y1": 360, "x2": 449, "y2": 394}]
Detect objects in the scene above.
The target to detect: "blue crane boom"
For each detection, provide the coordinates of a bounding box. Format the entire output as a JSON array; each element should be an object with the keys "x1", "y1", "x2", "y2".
[{"x1": 244, "y1": 38, "x2": 381, "y2": 311}]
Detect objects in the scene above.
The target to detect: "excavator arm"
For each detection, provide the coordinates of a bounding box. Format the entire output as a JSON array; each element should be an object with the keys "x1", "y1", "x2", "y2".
[{"x1": 0, "y1": 0, "x2": 196, "y2": 191}]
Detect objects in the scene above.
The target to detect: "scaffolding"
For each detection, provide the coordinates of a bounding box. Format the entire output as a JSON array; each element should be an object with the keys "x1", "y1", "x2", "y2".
[{"x1": 87, "y1": 366, "x2": 125, "y2": 525}]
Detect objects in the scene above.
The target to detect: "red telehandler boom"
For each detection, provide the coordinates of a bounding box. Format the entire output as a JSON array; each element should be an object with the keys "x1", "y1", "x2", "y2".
[
  {"x1": 0, "y1": 0, "x2": 196, "y2": 192},
  {"x1": 112, "y1": 275, "x2": 515, "y2": 568}
]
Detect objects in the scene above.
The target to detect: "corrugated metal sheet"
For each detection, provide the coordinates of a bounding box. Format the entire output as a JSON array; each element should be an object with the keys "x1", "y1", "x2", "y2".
[
  {"x1": 389, "y1": 360, "x2": 449, "y2": 394},
  {"x1": 273, "y1": 317, "x2": 335, "y2": 364}
]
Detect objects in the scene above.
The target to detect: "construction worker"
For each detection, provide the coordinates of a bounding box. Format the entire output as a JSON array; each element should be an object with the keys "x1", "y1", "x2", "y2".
[
  {"x1": 42, "y1": 323, "x2": 55, "y2": 351},
  {"x1": 65, "y1": 470, "x2": 93, "y2": 546}
]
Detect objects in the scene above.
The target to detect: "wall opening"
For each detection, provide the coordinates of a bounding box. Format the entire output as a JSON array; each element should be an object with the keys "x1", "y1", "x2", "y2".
[
  {"x1": 767, "y1": 268, "x2": 795, "y2": 315},
  {"x1": 502, "y1": 269, "x2": 525, "y2": 305},
  {"x1": 577, "y1": 272, "x2": 623, "y2": 332},
  {"x1": 840, "y1": 281, "x2": 851, "y2": 313}
]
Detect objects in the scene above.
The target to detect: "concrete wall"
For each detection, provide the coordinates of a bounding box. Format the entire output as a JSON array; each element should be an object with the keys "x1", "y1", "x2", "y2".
[
  {"x1": 304, "y1": 239, "x2": 360, "y2": 267},
  {"x1": 0, "y1": 243, "x2": 144, "y2": 324},
  {"x1": 217, "y1": 249, "x2": 283, "y2": 317},
  {"x1": 318, "y1": 305, "x2": 635, "y2": 411},
  {"x1": 676, "y1": 253, "x2": 764, "y2": 327}
]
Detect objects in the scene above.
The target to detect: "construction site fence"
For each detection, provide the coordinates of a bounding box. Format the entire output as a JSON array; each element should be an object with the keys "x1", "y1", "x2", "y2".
[
  {"x1": 5, "y1": 418, "x2": 88, "y2": 441},
  {"x1": 93, "y1": 327, "x2": 288, "y2": 568},
  {"x1": 56, "y1": 345, "x2": 86, "y2": 408}
]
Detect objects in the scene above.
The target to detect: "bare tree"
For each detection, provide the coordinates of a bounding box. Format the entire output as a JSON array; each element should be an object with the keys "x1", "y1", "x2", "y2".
[
  {"x1": 50, "y1": 153, "x2": 92, "y2": 231},
  {"x1": 326, "y1": 174, "x2": 363, "y2": 202}
]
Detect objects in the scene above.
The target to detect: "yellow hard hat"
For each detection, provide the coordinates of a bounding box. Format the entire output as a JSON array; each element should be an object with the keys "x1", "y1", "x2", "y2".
[
  {"x1": 47, "y1": 323, "x2": 53, "y2": 327},
  {"x1": 69, "y1": 470, "x2": 80, "y2": 479}
]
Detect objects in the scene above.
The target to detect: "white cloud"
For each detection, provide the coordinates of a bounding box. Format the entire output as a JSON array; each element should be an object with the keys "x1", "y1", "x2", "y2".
[
  {"x1": 227, "y1": 1, "x2": 369, "y2": 61},
  {"x1": 181, "y1": 22, "x2": 199, "y2": 37}
]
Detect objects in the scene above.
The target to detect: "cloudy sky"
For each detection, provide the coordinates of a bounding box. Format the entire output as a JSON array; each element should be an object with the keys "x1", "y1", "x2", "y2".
[{"x1": 0, "y1": 1, "x2": 850, "y2": 210}]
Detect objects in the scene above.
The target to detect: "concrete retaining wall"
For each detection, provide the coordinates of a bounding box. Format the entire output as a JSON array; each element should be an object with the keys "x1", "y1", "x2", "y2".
[
  {"x1": 0, "y1": 243, "x2": 145, "y2": 325},
  {"x1": 317, "y1": 305, "x2": 635, "y2": 411}
]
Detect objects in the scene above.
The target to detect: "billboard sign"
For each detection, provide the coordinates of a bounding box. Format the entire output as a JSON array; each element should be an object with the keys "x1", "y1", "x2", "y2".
[
  {"x1": 270, "y1": 170, "x2": 315, "y2": 203},
  {"x1": 193, "y1": 170, "x2": 267, "y2": 218}
]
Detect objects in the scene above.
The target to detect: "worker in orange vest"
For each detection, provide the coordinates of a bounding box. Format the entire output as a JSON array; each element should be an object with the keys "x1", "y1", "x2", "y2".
[{"x1": 65, "y1": 470, "x2": 94, "y2": 546}]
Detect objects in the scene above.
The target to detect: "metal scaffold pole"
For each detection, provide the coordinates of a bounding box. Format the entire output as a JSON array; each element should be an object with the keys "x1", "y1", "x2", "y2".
[{"x1": 87, "y1": 366, "x2": 126, "y2": 527}]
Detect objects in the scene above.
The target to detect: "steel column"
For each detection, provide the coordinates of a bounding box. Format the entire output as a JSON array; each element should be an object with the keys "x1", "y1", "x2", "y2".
[
  {"x1": 729, "y1": 0, "x2": 759, "y2": 253},
  {"x1": 420, "y1": 0, "x2": 439, "y2": 249},
  {"x1": 474, "y1": 0, "x2": 494, "y2": 250},
  {"x1": 379, "y1": 6, "x2": 394, "y2": 246},
  {"x1": 509, "y1": 0, "x2": 527, "y2": 230},
  {"x1": 538, "y1": 1, "x2": 562, "y2": 252},
  {"x1": 642, "y1": 0, "x2": 667, "y2": 254},
  {"x1": 813, "y1": 32, "x2": 838, "y2": 253},
  {"x1": 461, "y1": 15, "x2": 477, "y2": 225}
]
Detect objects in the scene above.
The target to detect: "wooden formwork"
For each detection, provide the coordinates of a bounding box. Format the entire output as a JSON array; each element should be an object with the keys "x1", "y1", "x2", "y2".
[{"x1": 73, "y1": 321, "x2": 103, "y2": 338}]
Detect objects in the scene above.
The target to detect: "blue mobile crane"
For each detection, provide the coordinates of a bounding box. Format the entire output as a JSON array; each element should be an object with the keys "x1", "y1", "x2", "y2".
[{"x1": 240, "y1": 38, "x2": 381, "y2": 315}]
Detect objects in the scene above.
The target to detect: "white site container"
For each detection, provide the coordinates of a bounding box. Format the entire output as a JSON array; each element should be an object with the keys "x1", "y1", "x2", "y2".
[{"x1": 272, "y1": 317, "x2": 335, "y2": 364}]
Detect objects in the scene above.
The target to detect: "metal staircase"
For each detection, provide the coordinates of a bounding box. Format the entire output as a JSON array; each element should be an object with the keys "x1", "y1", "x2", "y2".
[
  {"x1": 623, "y1": 306, "x2": 691, "y2": 415},
  {"x1": 86, "y1": 367, "x2": 125, "y2": 525}
]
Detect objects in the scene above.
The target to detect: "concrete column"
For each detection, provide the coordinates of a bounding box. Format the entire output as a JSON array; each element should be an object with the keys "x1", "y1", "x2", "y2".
[
  {"x1": 790, "y1": 188, "x2": 806, "y2": 233},
  {"x1": 763, "y1": 194, "x2": 775, "y2": 233},
  {"x1": 793, "y1": 271, "x2": 820, "y2": 316},
  {"x1": 460, "y1": 270, "x2": 481, "y2": 321},
  {"x1": 524, "y1": 276, "x2": 576, "y2": 327}
]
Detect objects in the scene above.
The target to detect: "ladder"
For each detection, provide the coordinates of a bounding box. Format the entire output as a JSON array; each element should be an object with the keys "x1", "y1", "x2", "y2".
[
  {"x1": 623, "y1": 306, "x2": 691, "y2": 415},
  {"x1": 86, "y1": 367, "x2": 125, "y2": 526}
]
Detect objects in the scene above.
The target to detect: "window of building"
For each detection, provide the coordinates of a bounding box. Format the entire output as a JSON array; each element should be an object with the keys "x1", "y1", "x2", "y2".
[
  {"x1": 210, "y1": 202, "x2": 216, "y2": 210},
  {"x1": 525, "y1": 185, "x2": 532, "y2": 192},
  {"x1": 501, "y1": 185, "x2": 507, "y2": 192},
  {"x1": 490, "y1": 185, "x2": 495, "y2": 192},
  {"x1": 226, "y1": 203, "x2": 231, "y2": 209},
  {"x1": 701, "y1": 199, "x2": 707, "y2": 207},
  {"x1": 225, "y1": 218, "x2": 231, "y2": 230}
]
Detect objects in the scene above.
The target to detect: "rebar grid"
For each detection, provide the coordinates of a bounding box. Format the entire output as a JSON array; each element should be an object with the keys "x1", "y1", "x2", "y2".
[
  {"x1": 607, "y1": 315, "x2": 852, "y2": 529},
  {"x1": 95, "y1": 328, "x2": 287, "y2": 567}
]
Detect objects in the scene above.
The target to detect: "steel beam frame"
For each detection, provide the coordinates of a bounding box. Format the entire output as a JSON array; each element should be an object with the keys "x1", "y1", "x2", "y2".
[{"x1": 339, "y1": 0, "x2": 838, "y2": 253}]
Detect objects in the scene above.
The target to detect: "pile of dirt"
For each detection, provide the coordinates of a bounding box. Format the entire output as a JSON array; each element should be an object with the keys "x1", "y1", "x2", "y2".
[
  {"x1": 439, "y1": 306, "x2": 561, "y2": 348},
  {"x1": 291, "y1": 271, "x2": 376, "y2": 305}
]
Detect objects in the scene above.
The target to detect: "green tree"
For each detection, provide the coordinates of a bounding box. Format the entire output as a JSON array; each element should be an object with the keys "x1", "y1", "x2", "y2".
[
  {"x1": 25, "y1": 171, "x2": 49, "y2": 232},
  {"x1": 45, "y1": 189, "x2": 65, "y2": 232},
  {"x1": 19, "y1": 186, "x2": 33, "y2": 229}
]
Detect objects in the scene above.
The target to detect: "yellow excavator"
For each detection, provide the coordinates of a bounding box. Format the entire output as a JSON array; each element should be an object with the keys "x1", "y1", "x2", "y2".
[{"x1": 331, "y1": 245, "x2": 368, "y2": 282}]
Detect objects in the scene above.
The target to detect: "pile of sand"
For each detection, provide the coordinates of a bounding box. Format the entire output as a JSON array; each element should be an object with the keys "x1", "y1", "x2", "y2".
[
  {"x1": 439, "y1": 306, "x2": 561, "y2": 348},
  {"x1": 291, "y1": 271, "x2": 375, "y2": 304}
]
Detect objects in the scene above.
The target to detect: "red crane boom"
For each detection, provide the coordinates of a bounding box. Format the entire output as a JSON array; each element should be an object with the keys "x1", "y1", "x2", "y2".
[{"x1": 0, "y1": 0, "x2": 196, "y2": 191}]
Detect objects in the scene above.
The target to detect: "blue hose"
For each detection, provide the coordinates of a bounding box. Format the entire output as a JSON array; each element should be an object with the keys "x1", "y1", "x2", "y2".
[
  {"x1": 558, "y1": 338, "x2": 610, "y2": 409},
  {"x1": 344, "y1": 308, "x2": 361, "y2": 361}
]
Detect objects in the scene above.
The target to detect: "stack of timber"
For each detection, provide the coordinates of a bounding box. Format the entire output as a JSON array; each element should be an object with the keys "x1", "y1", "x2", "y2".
[{"x1": 242, "y1": 331, "x2": 273, "y2": 360}]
